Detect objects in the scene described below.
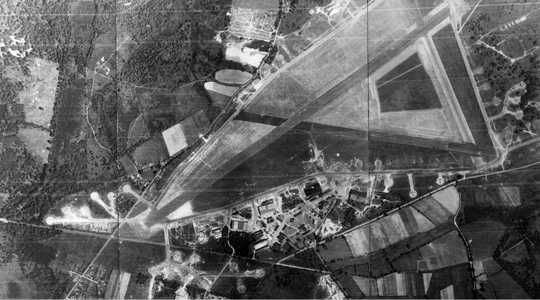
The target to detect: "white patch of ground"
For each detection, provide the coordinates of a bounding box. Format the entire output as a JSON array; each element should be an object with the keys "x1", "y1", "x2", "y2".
[
  {"x1": 90, "y1": 192, "x2": 118, "y2": 218},
  {"x1": 16, "y1": 58, "x2": 59, "y2": 128},
  {"x1": 0, "y1": 254, "x2": 39, "y2": 299},
  {"x1": 17, "y1": 127, "x2": 50, "y2": 166},
  {"x1": 166, "y1": 201, "x2": 194, "y2": 220},
  {"x1": 225, "y1": 46, "x2": 266, "y2": 67}
]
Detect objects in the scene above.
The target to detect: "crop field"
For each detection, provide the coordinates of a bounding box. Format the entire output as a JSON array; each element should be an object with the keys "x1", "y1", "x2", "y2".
[
  {"x1": 462, "y1": 186, "x2": 522, "y2": 207},
  {"x1": 432, "y1": 24, "x2": 493, "y2": 149},
  {"x1": 318, "y1": 235, "x2": 354, "y2": 262},
  {"x1": 393, "y1": 231, "x2": 467, "y2": 271},
  {"x1": 376, "y1": 273, "x2": 427, "y2": 297},
  {"x1": 411, "y1": 190, "x2": 458, "y2": 226},
  {"x1": 343, "y1": 187, "x2": 458, "y2": 257},
  {"x1": 345, "y1": 205, "x2": 436, "y2": 257},
  {"x1": 377, "y1": 53, "x2": 441, "y2": 112},
  {"x1": 351, "y1": 276, "x2": 377, "y2": 297},
  {"x1": 425, "y1": 264, "x2": 472, "y2": 299},
  {"x1": 205, "y1": 89, "x2": 232, "y2": 108},
  {"x1": 215, "y1": 69, "x2": 252, "y2": 85},
  {"x1": 338, "y1": 275, "x2": 367, "y2": 299}
]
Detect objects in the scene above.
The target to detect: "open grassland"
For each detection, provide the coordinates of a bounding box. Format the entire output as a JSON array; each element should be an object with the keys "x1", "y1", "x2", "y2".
[
  {"x1": 306, "y1": 81, "x2": 368, "y2": 130},
  {"x1": 376, "y1": 53, "x2": 441, "y2": 112},
  {"x1": 432, "y1": 25, "x2": 493, "y2": 149},
  {"x1": 461, "y1": 220, "x2": 505, "y2": 261},
  {"x1": 132, "y1": 136, "x2": 169, "y2": 166}
]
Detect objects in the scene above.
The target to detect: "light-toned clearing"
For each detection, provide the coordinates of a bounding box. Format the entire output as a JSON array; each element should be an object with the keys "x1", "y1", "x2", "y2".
[
  {"x1": 408, "y1": 207, "x2": 436, "y2": 233},
  {"x1": 439, "y1": 284, "x2": 454, "y2": 299},
  {"x1": 430, "y1": 185, "x2": 460, "y2": 214},
  {"x1": 16, "y1": 58, "x2": 59, "y2": 128},
  {"x1": 382, "y1": 213, "x2": 409, "y2": 244},
  {"x1": 215, "y1": 69, "x2": 252, "y2": 85},
  {"x1": 157, "y1": 121, "x2": 275, "y2": 209},
  {"x1": 17, "y1": 127, "x2": 49, "y2": 166},
  {"x1": 0, "y1": 255, "x2": 39, "y2": 299},
  {"x1": 417, "y1": 231, "x2": 468, "y2": 271},
  {"x1": 90, "y1": 192, "x2": 118, "y2": 218},
  {"x1": 376, "y1": 272, "x2": 428, "y2": 297},
  {"x1": 162, "y1": 123, "x2": 187, "y2": 156},
  {"x1": 204, "y1": 82, "x2": 239, "y2": 97},
  {"x1": 351, "y1": 276, "x2": 378, "y2": 297},
  {"x1": 423, "y1": 273, "x2": 432, "y2": 294},
  {"x1": 225, "y1": 46, "x2": 266, "y2": 67},
  {"x1": 345, "y1": 227, "x2": 369, "y2": 257},
  {"x1": 166, "y1": 201, "x2": 194, "y2": 220},
  {"x1": 116, "y1": 272, "x2": 132, "y2": 300}
]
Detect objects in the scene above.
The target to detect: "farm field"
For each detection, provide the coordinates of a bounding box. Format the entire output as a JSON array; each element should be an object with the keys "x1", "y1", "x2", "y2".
[
  {"x1": 391, "y1": 231, "x2": 467, "y2": 271},
  {"x1": 376, "y1": 53, "x2": 441, "y2": 112},
  {"x1": 425, "y1": 264, "x2": 472, "y2": 299},
  {"x1": 342, "y1": 186, "x2": 459, "y2": 257},
  {"x1": 215, "y1": 69, "x2": 252, "y2": 85},
  {"x1": 461, "y1": 186, "x2": 522, "y2": 207},
  {"x1": 432, "y1": 24, "x2": 493, "y2": 149}
]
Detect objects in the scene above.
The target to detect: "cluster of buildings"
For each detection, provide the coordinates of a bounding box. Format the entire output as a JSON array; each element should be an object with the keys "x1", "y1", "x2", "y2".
[
  {"x1": 228, "y1": 178, "x2": 336, "y2": 255},
  {"x1": 169, "y1": 211, "x2": 227, "y2": 245},
  {"x1": 50, "y1": 251, "x2": 114, "y2": 299}
]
